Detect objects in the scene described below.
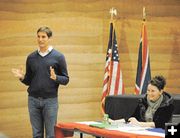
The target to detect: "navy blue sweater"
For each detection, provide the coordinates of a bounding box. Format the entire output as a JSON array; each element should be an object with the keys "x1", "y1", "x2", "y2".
[{"x1": 22, "y1": 49, "x2": 69, "y2": 98}]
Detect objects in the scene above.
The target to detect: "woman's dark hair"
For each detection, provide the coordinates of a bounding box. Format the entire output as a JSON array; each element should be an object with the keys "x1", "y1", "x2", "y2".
[
  {"x1": 149, "y1": 75, "x2": 166, "y2": 91},
  {"x1": 37, "y1": 26, "x2": 52, "y2": 38}
]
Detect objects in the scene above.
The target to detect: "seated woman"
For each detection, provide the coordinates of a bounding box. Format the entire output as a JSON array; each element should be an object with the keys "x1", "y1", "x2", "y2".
[{"x1": 110, "y1": 75, "x2": 174, "y2": 129}]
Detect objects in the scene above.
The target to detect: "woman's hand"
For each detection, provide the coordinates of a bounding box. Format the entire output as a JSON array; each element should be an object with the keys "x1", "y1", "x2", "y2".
[{"x1": 128, "y1": 117, "x2": 141, "y2": 126}]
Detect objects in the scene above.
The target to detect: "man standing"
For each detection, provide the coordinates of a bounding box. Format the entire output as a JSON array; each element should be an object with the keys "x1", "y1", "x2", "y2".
[{"x1": 12, "y1": 26, "x2": 69, "y2": 138}]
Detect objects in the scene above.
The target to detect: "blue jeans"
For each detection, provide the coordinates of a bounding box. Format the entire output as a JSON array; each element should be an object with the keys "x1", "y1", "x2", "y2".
[{"x1": 28, "y1": 96, "x2": 58, "y2": 138}]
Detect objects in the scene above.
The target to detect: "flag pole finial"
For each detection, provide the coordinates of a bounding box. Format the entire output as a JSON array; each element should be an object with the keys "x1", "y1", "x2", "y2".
[
  {"x1": 110, "y1": 7, "x2": 117, "y2": 21},
  {"x1": 143, "y1": 7, "x2": 146, "y2": 21}
]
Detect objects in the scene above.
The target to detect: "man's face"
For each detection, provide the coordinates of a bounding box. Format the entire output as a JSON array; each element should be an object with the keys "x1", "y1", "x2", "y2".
[{"x1": 37, "y1": 31, "x2": 50, "y2": 48}]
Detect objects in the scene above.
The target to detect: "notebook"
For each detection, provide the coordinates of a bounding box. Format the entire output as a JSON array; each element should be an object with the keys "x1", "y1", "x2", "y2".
[{"x1": 89, "y1": 122, "x2": 110, "y2": 129}]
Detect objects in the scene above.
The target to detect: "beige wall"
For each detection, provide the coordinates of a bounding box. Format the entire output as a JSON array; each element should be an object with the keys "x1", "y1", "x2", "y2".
[{"x1": 0, "y1": 0, "x2": 180, "y2": 137}]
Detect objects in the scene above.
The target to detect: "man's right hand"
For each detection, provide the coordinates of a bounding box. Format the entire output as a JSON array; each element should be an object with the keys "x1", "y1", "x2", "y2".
[{"x1": 11, "y1": 67, "x2": 25, "y2": 80}]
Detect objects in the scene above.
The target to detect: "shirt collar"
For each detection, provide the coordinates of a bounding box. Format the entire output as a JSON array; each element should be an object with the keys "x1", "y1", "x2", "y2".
[{"x1": 38, "y1": 46, "x2": 53, "y2": 57}]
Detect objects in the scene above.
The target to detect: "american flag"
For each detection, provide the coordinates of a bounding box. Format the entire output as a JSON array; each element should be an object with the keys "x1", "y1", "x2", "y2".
[
  {"x1": 135, "y1": 21, "x2": 151, "y2": 95},
  {"x1": 101, "y1": 23, "x2": 125, "y2": 112}
]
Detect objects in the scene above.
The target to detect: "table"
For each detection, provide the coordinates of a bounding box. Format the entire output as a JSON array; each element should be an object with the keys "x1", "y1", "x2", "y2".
[{"x1": 55, "y1": 122, "x2": 164, "y2": 138}]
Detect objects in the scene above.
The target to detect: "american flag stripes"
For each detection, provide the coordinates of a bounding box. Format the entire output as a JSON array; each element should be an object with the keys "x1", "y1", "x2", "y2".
[
  {"x1": 101, "y1": 22, "x2": 125, "y2": 112},
  {"x1": 135, "y1": 21, "x2": 151, "y2": 95}
]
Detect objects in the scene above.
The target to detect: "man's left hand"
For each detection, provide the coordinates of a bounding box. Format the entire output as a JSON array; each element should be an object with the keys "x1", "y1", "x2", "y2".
[{"x1": 50, "y1": 66, "x2": 56, "y2": 80}]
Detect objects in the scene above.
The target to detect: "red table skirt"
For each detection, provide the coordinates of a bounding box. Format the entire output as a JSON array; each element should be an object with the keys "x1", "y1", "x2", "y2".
[{"x1": 55, "y1": 122, "x2": 163, "y2": 138}]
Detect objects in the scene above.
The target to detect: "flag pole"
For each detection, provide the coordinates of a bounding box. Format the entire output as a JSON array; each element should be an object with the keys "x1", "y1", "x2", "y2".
[
  {"x1": 107, "y1": 7, "x2": 117, "y2": 95},
  {"x1": 143, "y1": 7, "x2": 146, "y2": 21},
  {"x1": 107, "y1": 8, "x2": 117, "y2": 96},
  {"x1": 101, "y1": 7, "x2": 117, "y2": 114}
]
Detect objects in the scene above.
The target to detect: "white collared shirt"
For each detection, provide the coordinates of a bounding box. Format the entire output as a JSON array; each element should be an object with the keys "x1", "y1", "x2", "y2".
[{"x1": 38, "y1": 46, "x2": 53, "y2": 57}]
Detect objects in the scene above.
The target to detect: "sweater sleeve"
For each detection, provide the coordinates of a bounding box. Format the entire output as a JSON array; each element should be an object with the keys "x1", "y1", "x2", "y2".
[
  {"x1": 127, "y1": 98, "x2": 147, "y2": 122},
  {"x1": 130, "y1": 104, "x2": 142, "y2": 121},
  {"x1": 21, "y1": 56, "x2": 32, "y2": 86},
  {"x1": 154, "y1": 104, "x2": 174, "y2": 129},
  {"x1": 55, "y1": 54, "x2": 69, "y2": 85}
]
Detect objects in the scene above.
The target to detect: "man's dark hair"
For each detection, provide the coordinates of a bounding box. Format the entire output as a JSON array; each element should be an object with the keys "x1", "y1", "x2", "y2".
[
  {"x1": 149, "y1": 75, "x2": 166, "y2": 91},
  {"x1": 37, "y1": 26, "x2": 52, "y2": 38}
]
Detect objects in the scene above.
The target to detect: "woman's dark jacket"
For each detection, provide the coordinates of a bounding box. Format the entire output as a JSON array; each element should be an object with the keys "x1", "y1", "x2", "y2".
[{"x1": 131, "y1": 92, "x2": 174, "y2": 129}]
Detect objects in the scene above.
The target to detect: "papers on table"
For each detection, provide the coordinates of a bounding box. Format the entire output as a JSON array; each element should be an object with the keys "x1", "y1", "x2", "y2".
[
  {"x1": 76, "y1": 121, "x2": 101, "y2": 125},
  {"x1": 76, "y1": 121, "x2": 165, "y2": 138},
  {"x1": 107, "y1": 122, "x2": 165, "y2": 137}
]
